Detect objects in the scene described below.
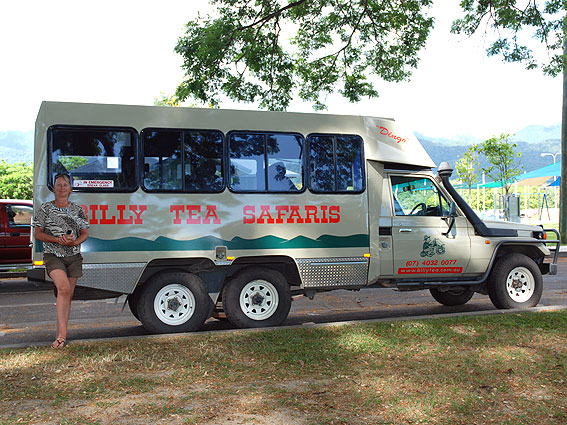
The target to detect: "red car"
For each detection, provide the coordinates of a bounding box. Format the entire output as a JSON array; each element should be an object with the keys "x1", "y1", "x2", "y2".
[{"x1": 0, "y1": 199, "x2": 33, "y2": 267}]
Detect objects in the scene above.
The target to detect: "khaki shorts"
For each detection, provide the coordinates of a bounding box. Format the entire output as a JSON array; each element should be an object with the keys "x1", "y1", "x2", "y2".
[{"x1": 44, "y1": 253, "x2": 83, "y2": 278}]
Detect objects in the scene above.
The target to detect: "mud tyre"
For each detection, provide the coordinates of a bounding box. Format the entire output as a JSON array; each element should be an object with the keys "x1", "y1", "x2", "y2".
[
  {"x1": 430, "y1": 287, "x2": 474, "y2": 306},
  {"x1": 137, "y1": 272, "x2": 211, "y2": 334},
  {"x1": 127, "y1": 288, "x2": 142, "y2": 320},
  {"x1": 487, "y1": 254, "x2": 543, "y2": 309},
  {"x1": 222, "y1": 268, "x2": 291, "y2": 329}
]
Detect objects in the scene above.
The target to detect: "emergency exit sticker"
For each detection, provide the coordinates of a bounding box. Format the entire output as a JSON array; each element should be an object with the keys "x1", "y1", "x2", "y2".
[{"x1": 74, "y1": 180, "x2": 115, "y2": 188}]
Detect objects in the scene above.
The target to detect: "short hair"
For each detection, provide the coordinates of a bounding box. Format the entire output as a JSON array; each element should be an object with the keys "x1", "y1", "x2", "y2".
[{"x1": 54, "y1": 173, "x2": 72, "y2": 186}]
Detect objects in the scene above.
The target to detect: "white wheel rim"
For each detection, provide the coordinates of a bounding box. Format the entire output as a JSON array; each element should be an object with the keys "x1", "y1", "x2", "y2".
[
  {"x1": 239, "y1": 279, "x2": 279, "y2": 321},
  {"x1": 154, "y1": 284, "x2": 196, "y2": 326},
  {"x1": 506, "y1": 266, "x2": 535, "y2": 303}
]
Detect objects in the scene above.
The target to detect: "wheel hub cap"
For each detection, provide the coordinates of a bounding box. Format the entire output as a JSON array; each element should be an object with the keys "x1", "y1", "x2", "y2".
[
  {"x1": 251, "y1": 292, "x2": 265, "y2": 306},
  {"x1": 239, "y1": 279, "x2": 279, "y2": 321},
  {"x1": 154, "y1": 284, "x2": 196, "y2": 325},
  {"x1": 167, "y1": 297, "x2": 182, "y2": 312},
  {"x1": 506, "y1": 267, "x2": 535, "y2": 303}
]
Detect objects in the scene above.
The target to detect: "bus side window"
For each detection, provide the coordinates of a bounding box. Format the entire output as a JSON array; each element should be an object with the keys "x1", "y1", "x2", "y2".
[
  {"x1": 49, "y1": 126, "x2": 138, "y2": 192},
  {"x1": 142, "y1": 129, "x2": 224, "y2": 193},
  {"x1": 228, "y1": 132, "x2": 304, "y2": 193},
  {"x1": 184, "y1": 130, "x2": 224, "y2": 192},
  {"x1": 143, "y1": 130, "x2": 183, "y2": 191},
  {"x1": 308, "y1": 134, "x2": 365, "y2": 193}
]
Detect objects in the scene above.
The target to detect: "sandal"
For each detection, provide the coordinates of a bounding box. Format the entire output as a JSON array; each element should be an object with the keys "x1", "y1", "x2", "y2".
[{"x1": 51, "y1": 337, "x2": 66, "y2": 349}]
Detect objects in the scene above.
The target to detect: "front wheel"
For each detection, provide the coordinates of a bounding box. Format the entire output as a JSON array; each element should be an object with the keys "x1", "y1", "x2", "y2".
[
  {"x1": 137, "y1": 272, "x2": 211, "y2": 334},
  {"x1": 430, "y1": 287, "x2": 474, "y2": 306},
  {"x1": 487, "y1": 254, "x2": 543, "y2": 309},
  {"x1": 222, "y1": 268, "x2": 291, "y2": 328}
]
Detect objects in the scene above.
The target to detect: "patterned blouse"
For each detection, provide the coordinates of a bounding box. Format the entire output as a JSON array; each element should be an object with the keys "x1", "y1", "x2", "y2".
[{"x1": 34, "y1": 202, "x2": 89, "y2": 257}]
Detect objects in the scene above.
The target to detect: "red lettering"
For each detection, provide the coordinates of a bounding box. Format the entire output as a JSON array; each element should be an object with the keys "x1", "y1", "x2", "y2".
[
  {"x1": 304, "y1": 205, "x2": 320, "y2": 224},
  {"x1": 129, "y1": 205, "x2": 147, "y2": 224},
  {"x1": 203, "y1": 205, "x2": 221, "y2": 224},
  {"x1": 89, "y1": 205, "x2": 99, "y2": 225},
  {"x1": 320, "y1": 205, "x2": 329, "y2": 224},
  {"x1": 170, "y1": 205, "x2": 184, "y2": 224},
  {"x1": 376, "y1": 125, "x2": 406, "y2": 143},
  {"x1": 257, "y1": 205, "x2": 275, "y2": 224},
  {"x1": 288, "y1": 206, "x2": 304, "y2": 224},
  {"x1": 186, "y1": 205, "x2": 202, "y2": 224},
  {"x1": 117, "y1": 204, "x2": 134, "y2": 224},
  {"x1": 99, "y1": 205, "x2": 116, "y2": 225},
  {"x1": 329, "y1": 205, "x2": 340, "y2": 223},
  {"x1": 243, "y1": 206, "x2": 256, "y2": 224},
  {"x1": 275, "y1": 205, "x2": 289, "y2": 224}
]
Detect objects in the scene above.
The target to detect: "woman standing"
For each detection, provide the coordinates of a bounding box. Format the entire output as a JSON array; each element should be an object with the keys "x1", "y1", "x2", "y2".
[{"x1": 34, "y1": 173, "x2": 89, "y2": 348}]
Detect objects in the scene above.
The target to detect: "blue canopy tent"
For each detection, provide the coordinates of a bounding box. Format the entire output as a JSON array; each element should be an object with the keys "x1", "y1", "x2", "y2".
[
  {"x1": 472, "y1": 162, "x2": 561, "y2": 188},
  {"x1": 516, "y1": 162, "x2": 561, "y2": 186}
]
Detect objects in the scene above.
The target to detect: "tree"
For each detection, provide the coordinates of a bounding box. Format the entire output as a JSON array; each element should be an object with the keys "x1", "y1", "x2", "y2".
[
  {"x1": 455, "y1": 144, "x2": 480, "y2": 204},
  {"x1": 0, "y1": 160, "x2": 33, "y2": 200},
  {"x1": 175, "y1": 0, "x2": 434, "y2": 111},
  {"x1": 451, "y1": 1, "x2": 564, "y2": 77},
  {"x1": 452, "y1": 1, "x2": 566, "y2": 241},
  {"x1": 154, "y1": 92, "x2": 182, "y2": 107},
  {"x1": 477, "y1": 134, "x2": 522, "y2": 218}
]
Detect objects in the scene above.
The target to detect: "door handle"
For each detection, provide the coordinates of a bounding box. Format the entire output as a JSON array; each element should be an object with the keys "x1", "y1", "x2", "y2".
[
  {"x1": 399, "y1": 228, "x2": 413, "y2": 233},
  {"x1": 10, "y1": 232, "x2": 21, "y2": 237}
]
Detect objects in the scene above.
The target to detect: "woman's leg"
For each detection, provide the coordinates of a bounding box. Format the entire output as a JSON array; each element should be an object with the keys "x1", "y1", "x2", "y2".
[{"x1": 49, "y1": 269, "x2": 77, "y2": 341}]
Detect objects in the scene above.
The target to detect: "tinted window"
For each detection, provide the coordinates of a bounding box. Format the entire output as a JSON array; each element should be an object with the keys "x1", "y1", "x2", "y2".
[
  {"x1": 391, "y1": 176, "x2": 450, "y2": 216},
  {"x1": 229, "y1": 132, "x2": 303, "y2": 192},
  {"x1": 143, "y1": 130, "x2": 182, "y2": 190},
  {"x1": 308, "y1": 134, "x2": 364, "y2": 193},
  {"x1": 142, "y1": 129, "x2": 224, "y2": 193},
  {"x1": 6, "y1": 204, "x2": 33, "y2": 227},
  {"x1": 49, "y1": 126, "x2": 137, "y2": 191},
  {"x1": 229, "y1": 133, "x2": 265, "y2": 191}
]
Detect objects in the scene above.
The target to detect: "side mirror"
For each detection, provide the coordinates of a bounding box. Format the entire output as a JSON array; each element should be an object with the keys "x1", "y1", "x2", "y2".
[{"x1": 442, "y1": 203, "x2": 457, "y2": 236}]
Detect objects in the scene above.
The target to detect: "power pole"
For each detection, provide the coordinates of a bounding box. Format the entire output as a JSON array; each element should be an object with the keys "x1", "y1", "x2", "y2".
[{"x1": 562, "y1": 16, "x2": 567, "y2": 245}]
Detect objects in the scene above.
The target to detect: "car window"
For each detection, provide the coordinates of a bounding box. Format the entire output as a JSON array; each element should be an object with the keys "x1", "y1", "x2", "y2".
[
  {"x1": 391, "y1": 176, "x2": 449, "y2": 217},
  {"x1": 6, "y1": 204, "x2": 33, "y2": 227}
]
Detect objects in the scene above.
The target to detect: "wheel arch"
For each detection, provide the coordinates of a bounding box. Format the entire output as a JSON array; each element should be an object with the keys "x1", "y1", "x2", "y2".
[
  {"x1": 226, "y1": 255, "x2": 301, "y2": 287},
  {"x1": 131, "y1": 255, "x2": 301, "y2": 299},
  {"x1": 493, "y1": 243, "x2": 546, "y2": 266}
]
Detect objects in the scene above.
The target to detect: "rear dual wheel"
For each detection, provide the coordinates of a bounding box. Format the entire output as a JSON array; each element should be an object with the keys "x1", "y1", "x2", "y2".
[
  {"x1": 137, "y1": 272, "x2": 212, "y2": 334},
  {"x1": 222, "y1": 268, "x2": 292, "y2": 329}
]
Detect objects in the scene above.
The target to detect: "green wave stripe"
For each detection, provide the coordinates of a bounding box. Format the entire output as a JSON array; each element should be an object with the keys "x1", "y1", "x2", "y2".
[{"x1": 81, "y1": 234, "x2": 369, "y2": 252}]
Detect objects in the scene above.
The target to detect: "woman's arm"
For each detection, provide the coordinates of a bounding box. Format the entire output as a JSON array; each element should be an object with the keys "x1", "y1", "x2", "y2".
[
  {"x1": 71, "y1": 228, "x2": 89, "y2": 246},
  {"x1": 35, "y1": 226, "x2": 64, "y2": 245}
]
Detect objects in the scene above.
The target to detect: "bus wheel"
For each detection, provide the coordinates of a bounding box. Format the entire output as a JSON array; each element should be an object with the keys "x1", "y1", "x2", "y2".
[
  {"x1": 429, "y1": 287, "x2": 474, "y2": 306},
  {"x1": 127, "y1": 287, "x2": 142, "y2": 320},
  {"x1": 137, "y1": 272, "x2": 211, "y2": 334},
  {"x1": 222, "y1": 268, "x2": 291, "y2": 328},
  {"x1": 487, "y1": 253, "x2": 543, "y2": 309}
]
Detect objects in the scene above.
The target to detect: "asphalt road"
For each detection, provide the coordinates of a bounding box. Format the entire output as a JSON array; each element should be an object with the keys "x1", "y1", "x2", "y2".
[{"x1": 1, "y1": 259, "x2": 566, "y2": 349}]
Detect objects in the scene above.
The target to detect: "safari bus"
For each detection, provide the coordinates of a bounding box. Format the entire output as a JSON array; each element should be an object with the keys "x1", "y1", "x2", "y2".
[{"x1": 28, "y1": 101, "x2": 560, "y2": 333}]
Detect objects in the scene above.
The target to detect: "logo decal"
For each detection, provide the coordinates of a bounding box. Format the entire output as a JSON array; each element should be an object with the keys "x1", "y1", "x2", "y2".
[{"x1": 420, "y1": 235, "x2": 445, "y2": 257}]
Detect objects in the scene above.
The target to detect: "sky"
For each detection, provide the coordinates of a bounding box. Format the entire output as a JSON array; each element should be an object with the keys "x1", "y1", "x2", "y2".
[{"x1": 0, "y1": 0, "x2": 562, "y2": 140}]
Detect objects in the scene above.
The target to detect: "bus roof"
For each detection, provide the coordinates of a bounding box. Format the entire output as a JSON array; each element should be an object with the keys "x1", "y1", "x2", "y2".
[{"x1": 37, "y1": 101, "x2": 435, "y2": 168}]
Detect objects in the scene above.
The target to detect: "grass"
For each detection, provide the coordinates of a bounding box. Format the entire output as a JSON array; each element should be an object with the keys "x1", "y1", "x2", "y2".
[{"x1": 1, "y1": 311, "x2": 566, "y2": 424}]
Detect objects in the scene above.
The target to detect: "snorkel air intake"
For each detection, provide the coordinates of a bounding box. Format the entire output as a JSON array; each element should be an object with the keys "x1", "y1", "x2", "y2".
[{"x1": 437, "y1": 162, "x2": 517, "y2": 237}]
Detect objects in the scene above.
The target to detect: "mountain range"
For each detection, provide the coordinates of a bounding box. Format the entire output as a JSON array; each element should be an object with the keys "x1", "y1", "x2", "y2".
[{"x1": 0, "y1": 124, "x2": 561, "y2": 173}]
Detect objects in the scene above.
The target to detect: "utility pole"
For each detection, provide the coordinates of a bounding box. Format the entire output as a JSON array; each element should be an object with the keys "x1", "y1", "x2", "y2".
[{"x1": 562, "y1": 16, "x2": 567, "y2": 245}]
